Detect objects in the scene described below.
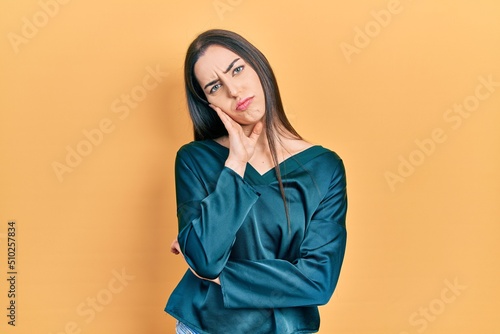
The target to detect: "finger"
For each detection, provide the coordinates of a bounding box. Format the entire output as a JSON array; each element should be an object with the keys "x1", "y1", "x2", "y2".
[
  {"x1": 189, "y1": 268, "x2": 202, "y2": 279},
  {"x1": 170, "y1": 239, "x2": 180, "y2": 255},
  {"x1": 189, "y1": 267, "x2": 219, "y2": 285},
  {"x1": 210, "y1": 105, "x2": 231, "y2": 124},
  {"x1": 249, "y1": 121, "x2": 263, "y2": 141},
  {"x1": 210, "y1": 104, "x2": 240, "y2": 134},
  {"x1": 209, "y1": 104, "x2": 226, "y2": 120},
  {"x1": 209, "y1": 103, "x2": 221, "y2": 114},
  {"x1": 170, "y1": 246, "x2": 179, "y2": 254},
  {"x1": 210, "y1": 105, "x2": 230, "y2": 125}
]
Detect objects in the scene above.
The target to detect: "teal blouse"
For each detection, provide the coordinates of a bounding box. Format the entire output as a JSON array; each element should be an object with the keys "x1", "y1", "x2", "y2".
[{"x1": 165, "y1": 140, "x2": 347, "y2": 334}]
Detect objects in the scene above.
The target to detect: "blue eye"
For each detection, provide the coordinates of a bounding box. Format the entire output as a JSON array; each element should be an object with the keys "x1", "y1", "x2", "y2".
[
  {"x1": 233, "y1": 65, "x2": 244, "y2": 74},
  {"x1": 210, "y1": 83, "x2": 221, "y2": 94}
]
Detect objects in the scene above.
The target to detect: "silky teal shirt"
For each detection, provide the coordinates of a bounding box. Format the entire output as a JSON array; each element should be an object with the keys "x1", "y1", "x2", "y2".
[{"x1": 165, "y1": 140, "x2": 347, "y2": 334}]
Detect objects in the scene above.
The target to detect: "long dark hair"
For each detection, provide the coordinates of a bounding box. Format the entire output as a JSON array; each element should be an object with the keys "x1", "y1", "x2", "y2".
[{"x1": 184, "y1": 29, "x2": 301, "y2": 227}]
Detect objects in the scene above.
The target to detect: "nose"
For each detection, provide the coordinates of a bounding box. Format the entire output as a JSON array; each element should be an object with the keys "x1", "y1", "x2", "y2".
[{"x1": 224, "y1": 79, "x2": 240, "y2": 98}]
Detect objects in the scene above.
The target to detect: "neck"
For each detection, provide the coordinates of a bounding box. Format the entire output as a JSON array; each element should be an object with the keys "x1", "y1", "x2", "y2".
[
  {"x1": 246, "y1": 122, "x2": 290, "y2": 157},
  {"x1": 255, "y1": 126, "x2": 270, "y2": 151},
  {"x1": 251, "y1": 124, "x2": 284, "y2": 166}
]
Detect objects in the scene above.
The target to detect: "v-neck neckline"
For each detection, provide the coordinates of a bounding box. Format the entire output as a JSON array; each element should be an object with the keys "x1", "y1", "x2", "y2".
[{"x1": 203, "y1": 139, "x2": 327, "y2": 185}]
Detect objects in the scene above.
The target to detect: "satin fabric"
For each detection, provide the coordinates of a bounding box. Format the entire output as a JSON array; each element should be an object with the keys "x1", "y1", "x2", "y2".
[
  {"x1": 176, "y1": 321, "x2": 200, "y2": 334},
  {"x1": 165, "y1": 140, "x2": 347, "y2": 334}
]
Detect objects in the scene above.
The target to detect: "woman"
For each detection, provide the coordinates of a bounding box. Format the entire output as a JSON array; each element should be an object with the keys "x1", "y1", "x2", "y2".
[{"x1": 165, "y1": 29, "x2": 347, "y2": 334}]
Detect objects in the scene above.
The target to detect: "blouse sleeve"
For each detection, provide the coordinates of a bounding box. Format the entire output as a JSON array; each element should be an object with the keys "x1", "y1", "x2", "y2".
[
  {"x1": 175, "y1": 147, "x2": 260, "y2": 279},
  {"x1": 219, "y1": 158, "x2": 347, "y2": 308}
]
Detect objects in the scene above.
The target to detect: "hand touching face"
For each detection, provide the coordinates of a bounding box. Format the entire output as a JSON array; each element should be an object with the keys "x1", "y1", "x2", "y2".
[{"x1": 194, "y1": 45, "x2": 266, "y2": 127}]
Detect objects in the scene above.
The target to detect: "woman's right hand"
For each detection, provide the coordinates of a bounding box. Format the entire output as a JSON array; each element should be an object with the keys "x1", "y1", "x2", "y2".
[{"x1": 210, "y1": 105, "x2": 263, "y2": 177}]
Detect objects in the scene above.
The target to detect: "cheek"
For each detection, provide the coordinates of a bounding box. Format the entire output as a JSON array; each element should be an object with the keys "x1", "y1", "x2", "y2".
[
  {"x1": 206, "y1": 95, "x2": 219, "y2": 105},
  {"x1": 205, "y1": 94, "x2": 219, "y2": 105},
  {"x1": 207, "y1": 94, "x2": 231, "y2": 108},
  {"x1": 251, "y1": 75, "x2": 264, "y2": 94}
]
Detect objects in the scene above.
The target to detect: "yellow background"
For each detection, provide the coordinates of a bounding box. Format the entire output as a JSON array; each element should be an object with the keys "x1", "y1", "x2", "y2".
[{"x1": 1, "y1": 0, "x2": 499, "y2": 333}]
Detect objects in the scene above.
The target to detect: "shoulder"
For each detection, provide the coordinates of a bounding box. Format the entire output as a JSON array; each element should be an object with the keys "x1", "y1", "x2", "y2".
[
  {"x1": 176, "y1": 141, "x2": 200, "y2": 166},
  {"x1": 176, "y1": 140, "x2": 227, "y2": 173},
  {"x1": 304, "y1": 145, "x2": 346, "y2": 188},
  {"x1": 307, "y1": 145, "x2": 343, "y2": 168},
  {"x1": 177, "y1": 140, "x2": 209, "y2": 155},
  {"x1": 285, "y1": 138, "x2": 342, "y2": 165},
  {"x1": 318, "y1": 147, "x2": 343, "y2": 169},
  {"x1": 282, "y1": 136, "x2": 344, "y2": 176},
  {"x1": 177, "y1": 140, "x2": 222, "y2": 159}
]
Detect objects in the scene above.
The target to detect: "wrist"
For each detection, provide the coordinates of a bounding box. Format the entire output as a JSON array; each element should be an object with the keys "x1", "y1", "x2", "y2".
[{"x1": 225, "y1": 159, "x2": 246, "y2": 177}]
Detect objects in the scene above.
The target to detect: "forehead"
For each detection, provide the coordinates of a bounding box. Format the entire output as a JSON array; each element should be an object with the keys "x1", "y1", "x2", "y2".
[{"x1": 194, "y1": 45, "x2": 241, "y2": 81}]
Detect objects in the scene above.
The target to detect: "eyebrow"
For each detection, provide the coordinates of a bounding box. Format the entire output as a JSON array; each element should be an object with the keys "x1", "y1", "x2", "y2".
[{"x1": 203, "y1": 58, "x2": 241, "y2": 90}]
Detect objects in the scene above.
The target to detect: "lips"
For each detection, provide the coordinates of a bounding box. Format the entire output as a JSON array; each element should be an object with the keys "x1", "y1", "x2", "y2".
[{"x1": 236, "y1": 97, "x2": 254, "y2": 111}]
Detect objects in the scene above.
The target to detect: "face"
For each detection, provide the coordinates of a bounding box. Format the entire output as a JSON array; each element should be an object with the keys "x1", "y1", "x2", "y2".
[{"x1": 194, "y1": 45, "x2": 266, "y2": 127}]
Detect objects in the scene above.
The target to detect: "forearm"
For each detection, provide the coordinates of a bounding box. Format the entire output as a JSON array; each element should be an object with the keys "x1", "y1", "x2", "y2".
[
  {"x1": 177, "y1": 167, "x2": 260, "y2": 278},
  {"x1": 219, "y1": 223, "x2": 347, "y2": 309}
]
